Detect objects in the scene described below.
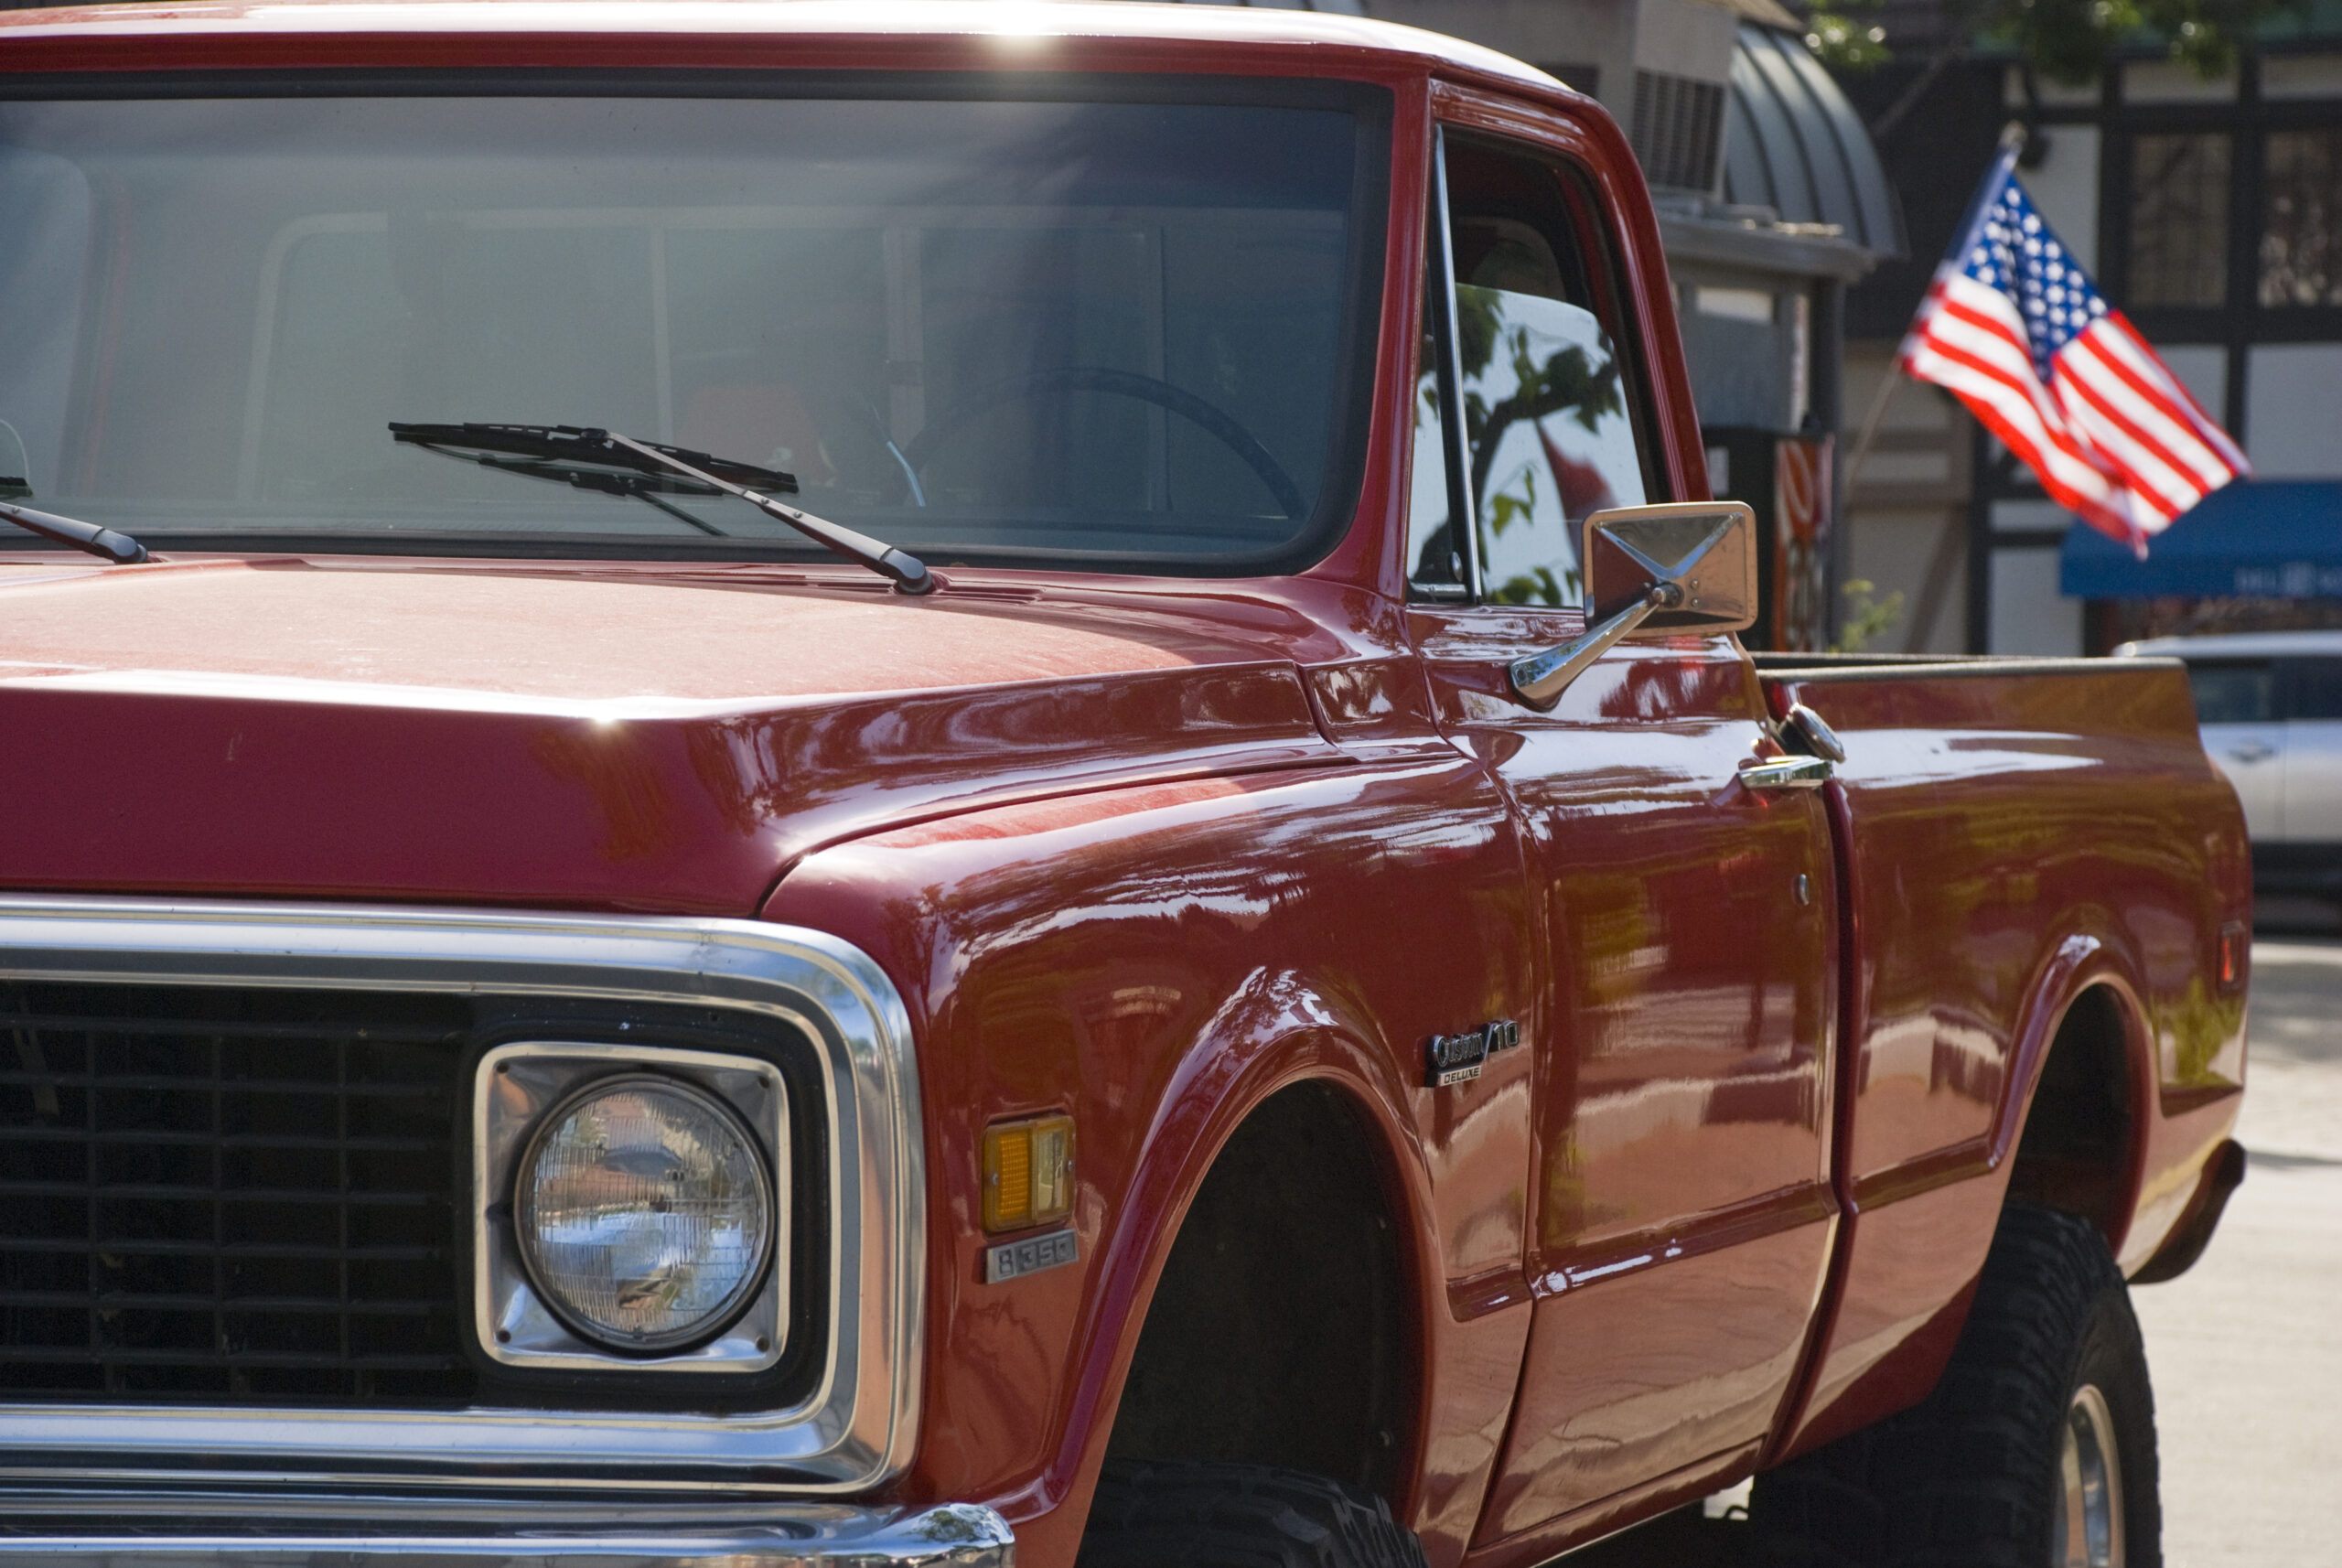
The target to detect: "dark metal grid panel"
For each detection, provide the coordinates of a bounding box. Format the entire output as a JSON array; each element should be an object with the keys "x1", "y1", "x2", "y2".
[
  {"x1": 0, "y1": 982, "x2": 474, "y2": 1403},
  {"x1": 1632, "y1": 70, "x2": 1726, "y2": 196}
]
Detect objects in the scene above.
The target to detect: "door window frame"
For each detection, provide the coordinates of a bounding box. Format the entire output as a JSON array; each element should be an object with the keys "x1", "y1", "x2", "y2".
[
  {"x1": 1421, "y1": 123, "x2": 1483, "y2": 602},
  {"x1": 1408, "y1": 102, "x2": 1679, "y2": 607}
]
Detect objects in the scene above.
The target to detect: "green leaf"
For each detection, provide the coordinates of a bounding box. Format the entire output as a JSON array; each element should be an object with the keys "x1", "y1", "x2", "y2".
[{"x1": 1805, "y1": 8, "x2": 1894, "y2": 70}]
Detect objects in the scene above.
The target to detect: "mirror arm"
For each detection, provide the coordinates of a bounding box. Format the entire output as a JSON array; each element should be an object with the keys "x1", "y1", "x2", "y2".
[{"x1": 1509, "y1": 582, "x2": 1684, "y2": 711}]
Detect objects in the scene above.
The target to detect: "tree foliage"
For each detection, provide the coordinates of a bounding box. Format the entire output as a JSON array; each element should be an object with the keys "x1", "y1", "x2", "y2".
[
  {"x1": 1804, "y1": 0, "x2": 2296, "y2": 85},
  {"x1": 1454, "y1": 288, "x2": 1618, "y2": 607}
]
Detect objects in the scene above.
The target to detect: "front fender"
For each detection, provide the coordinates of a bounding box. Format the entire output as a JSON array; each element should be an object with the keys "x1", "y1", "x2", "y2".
[
  {"x1": 759, "y1": 756, "x2": 1536, "y2": 1568},
  {"x1": 1029, "y1": 967, "x2": 1438, "y2": 1567}
]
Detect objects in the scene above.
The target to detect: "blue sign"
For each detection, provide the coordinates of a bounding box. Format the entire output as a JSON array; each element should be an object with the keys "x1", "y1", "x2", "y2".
[{"x1": 2061, "y1": 480, "x2": 2342, "y2": 598}]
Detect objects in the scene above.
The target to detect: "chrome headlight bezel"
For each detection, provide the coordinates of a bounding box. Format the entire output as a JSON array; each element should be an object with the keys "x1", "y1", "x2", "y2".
[
  {"x1": 513, "y1": 1069, "x2": 778, "y2": 1354},
  {"x1": 476, "y1": 1040, "x2": 790, "y2": 1374}
]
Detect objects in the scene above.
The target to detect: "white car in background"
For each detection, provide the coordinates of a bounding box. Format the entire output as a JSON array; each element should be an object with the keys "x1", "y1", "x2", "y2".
[{"x1": 2118, "y1": 630, "x2": 2342, "y2": 903}]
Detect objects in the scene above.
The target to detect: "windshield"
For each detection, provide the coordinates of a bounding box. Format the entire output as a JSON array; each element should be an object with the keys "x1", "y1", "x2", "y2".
[{"x1": 0, "y1": 83, "x2": 1386, "y2": 570}]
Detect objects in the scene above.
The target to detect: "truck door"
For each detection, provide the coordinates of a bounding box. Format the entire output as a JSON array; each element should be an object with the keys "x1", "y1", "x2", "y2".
[{"x1": 1403, "y1": 116, "x2": 1840, "y2": 1542}]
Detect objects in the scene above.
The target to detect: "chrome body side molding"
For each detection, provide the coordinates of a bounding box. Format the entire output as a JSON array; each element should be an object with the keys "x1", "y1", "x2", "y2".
[{"x1": 0, "y1": 896, "x2": 925, "y2": 1495}]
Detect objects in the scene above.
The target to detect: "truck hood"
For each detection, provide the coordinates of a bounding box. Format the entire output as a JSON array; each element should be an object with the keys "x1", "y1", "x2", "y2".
[{"x1": 0, "y1": 559, "x2": 1352, "y2": 913}]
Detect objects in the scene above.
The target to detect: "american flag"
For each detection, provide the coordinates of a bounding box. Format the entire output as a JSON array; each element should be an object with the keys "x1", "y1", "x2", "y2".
[{"x1": 1900, "y1": 144, "x2": 2248, "y2": 555}]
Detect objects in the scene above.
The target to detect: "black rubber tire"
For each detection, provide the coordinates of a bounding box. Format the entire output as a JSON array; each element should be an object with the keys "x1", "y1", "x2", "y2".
[
  {"x1": 1749, "y1": 1205, "x2": 2161, "y2": 1568},
  {"x1": 1080, "y1": 1461, "x2": 1430, "y2": 1568}
]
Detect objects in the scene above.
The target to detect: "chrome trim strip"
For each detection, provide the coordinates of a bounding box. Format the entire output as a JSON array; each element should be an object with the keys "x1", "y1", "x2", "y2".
[
  {"x1": 0, "y1": 1501, "x2": 1014, "y2": 1567},
  {"x1": 1428, "y1": 123, "x2": 1483, "y2": 603},
  {"x1": 0, "y1": 896, "x2": 924, "y2": 1494},
  {"x1": 1756, "y1": 654, "x2": 2187, "y2": 682}
]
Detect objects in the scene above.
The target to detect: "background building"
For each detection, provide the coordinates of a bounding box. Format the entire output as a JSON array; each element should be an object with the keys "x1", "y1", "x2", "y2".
[{"x1": 1828, "y1": 0, "x2": 2342, "y2": 652}]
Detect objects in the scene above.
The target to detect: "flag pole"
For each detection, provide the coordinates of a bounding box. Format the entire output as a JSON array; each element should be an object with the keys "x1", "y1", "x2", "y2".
[
  {"x1": 1840, "y1": 357, "x2": 1901, "y2": 492},
  {"x1": 1840, "y1": 124, "x2": 2025, "y2": 494},
  {"x1": 1846, "y1": 123, "x2": 2033, "y2": 647}
]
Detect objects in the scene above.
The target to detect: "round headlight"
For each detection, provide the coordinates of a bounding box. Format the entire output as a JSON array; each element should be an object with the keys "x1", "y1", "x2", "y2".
[{"x1": 515, "y1": 1074, "x2": 774, "y2": 1352}]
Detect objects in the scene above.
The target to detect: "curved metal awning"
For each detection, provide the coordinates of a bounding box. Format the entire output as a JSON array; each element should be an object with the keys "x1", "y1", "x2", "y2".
[
  {"x1": 1723, "y1": 24, "x2": 1904, "y2": 259},
  {"x1": 2062, "y1": 482, "x2": 2342, "y2": 598}
]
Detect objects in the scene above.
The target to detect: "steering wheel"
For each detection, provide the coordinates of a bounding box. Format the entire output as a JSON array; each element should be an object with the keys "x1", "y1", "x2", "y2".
[{"x1": 901, "y1": 366, "x2": 1307, "y2": 521}]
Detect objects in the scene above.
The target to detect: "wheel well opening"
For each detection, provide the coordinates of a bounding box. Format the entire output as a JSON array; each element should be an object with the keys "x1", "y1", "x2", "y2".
[
  {"x1": 1103, "y1": 1080, "x2": 1412, "y2": 1504},
  {"x1": 2006, "y1": 984, "x2": 2133, "y2": 1240}
]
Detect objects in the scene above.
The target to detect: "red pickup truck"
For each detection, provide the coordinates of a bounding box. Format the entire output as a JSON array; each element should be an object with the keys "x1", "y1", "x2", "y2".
[{"x1": 0, "y1": 6, "x2": 2248, "y2": 1568}]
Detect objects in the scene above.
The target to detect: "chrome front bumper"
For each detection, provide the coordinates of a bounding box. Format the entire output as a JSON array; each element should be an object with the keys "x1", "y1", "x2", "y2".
[{"x1": 0, "y1": 1499, "x2": 1015, "y2": 1566}]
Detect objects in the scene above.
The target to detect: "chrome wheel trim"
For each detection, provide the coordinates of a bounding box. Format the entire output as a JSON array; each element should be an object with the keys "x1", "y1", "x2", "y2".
[{"x1": 2053, "y1": 1381, "x2": 2126, "y2": 1567}]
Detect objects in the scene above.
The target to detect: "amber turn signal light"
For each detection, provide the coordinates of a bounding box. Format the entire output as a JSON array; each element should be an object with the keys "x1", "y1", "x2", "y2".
[{"x1": 983, "y1": 1113, "x2": 1074, "y2": 1233}]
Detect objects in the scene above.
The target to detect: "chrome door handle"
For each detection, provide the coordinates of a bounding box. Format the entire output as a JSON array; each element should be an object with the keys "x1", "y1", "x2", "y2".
[
  {"x1": 2228, "y1": 742, "x2": 2275, "y2": 763},
  {"x1": 1740, "y1": 756, "x2": 1832, "y2": 791}
]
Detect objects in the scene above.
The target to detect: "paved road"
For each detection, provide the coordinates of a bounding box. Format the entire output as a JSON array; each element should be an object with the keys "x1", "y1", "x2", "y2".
[
  {"x1": 1571, "y1": 934, "x2": 2342, "y2": 1565},
  {"x1": 2132, "y1": 935, "x2": 2342, "y2": 1568}
]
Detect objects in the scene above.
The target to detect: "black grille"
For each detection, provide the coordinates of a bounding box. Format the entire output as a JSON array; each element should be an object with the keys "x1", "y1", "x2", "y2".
[{"x1": 0, "y1": 982, "x2": 474, "y2": 1403}]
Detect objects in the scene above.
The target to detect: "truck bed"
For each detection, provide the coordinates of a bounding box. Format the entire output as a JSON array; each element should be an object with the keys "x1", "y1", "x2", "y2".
[{"x1": 1752, "y1": 650, "x2": 2249, "y2": 1455}]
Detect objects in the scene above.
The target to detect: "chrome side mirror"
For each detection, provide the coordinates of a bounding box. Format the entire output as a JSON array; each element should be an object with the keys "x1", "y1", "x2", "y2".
[{"x1": 1509, "y1": 500, "x2": 1758, "y2": 710}]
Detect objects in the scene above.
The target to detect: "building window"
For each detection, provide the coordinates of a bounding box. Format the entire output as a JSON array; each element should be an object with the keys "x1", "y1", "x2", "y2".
[
  {"x1": 2127, "y1": 132, "x2": 2229, "y2": 306},
  {"x1": 2261, "y1": 127, "x2": 2342, "y2": 306},
  {"x1": 1631, "y1": 71, "x2": 1725, "y2": 193}
]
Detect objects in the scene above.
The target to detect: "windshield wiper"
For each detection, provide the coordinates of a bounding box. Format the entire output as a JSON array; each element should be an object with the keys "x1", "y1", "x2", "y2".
[
  {"x1": 390, "y1": 423, "x2": 935, "y2": 595},
  {"x1": 0, "y1": 498, "x2": 148, "y2": 564},
  {"x1": 392, "y1": 432, "x2": 740, "y2": 539}
]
